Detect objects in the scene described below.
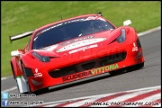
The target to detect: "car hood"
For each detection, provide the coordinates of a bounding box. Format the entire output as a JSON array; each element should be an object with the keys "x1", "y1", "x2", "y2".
[{"x1": 33, "y1": 28, "x2": 121, "y2": 57}]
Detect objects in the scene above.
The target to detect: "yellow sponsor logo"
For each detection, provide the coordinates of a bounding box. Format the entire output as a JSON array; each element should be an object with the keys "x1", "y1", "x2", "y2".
[
  {"x1": 62, "y1": 63, "x2": 119, "y2": 82},
  {"x1": 91, "y1": 63, "x2": 119, "y2": 75}
]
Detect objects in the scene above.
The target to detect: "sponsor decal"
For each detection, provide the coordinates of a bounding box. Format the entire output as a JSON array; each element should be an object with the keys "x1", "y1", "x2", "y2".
[
  {"x1": 60, "y1": 35, "x2": 94, "y2": 46},
  {"x1": 97, "y1": 17, "x2": 106, "y2": 22},
  {"x1": 57, "y1": 38, "x2": 106, "y2": 52},
  {"x1": 62, "y1": 63, "x2": 119, "y2": 82},
  {"x1": 41, "y1": 23, "x2": 63, "y2": 34},
  {"x1": 132, "y1": 43, "x2": 138, "y2": 52},
  {"x1": 34, "y1": 73, "x2": 42, "y2": 78},
  {"x1": 42, "y1": 44, "x2": 58, "y2": 51},
  {"x1": 63, "y1": 16, "x2": 105, "y2": 25},
  {"x1": 91, "y1": 63, "x2": 119, "y2": 75},
  {"x1": 35, "y1": 68, "x2": 38, "y2": 73},
  {"x1": 62, "y1": 71, "x2": 92, "y2": 82},
  {"x1": 35, "y1": 23, "x2": 63, "y2": 37},
  {"x1": 85, "y1": 16, "x2": 106, "y2": 22},
  {"x1": 34, "y1": 68, "x2": 42, "y2": 78},
  {"x1": 64, "y1": 18, "x2": 86, "y2": 24},
  {"x1": 69, "y1": 44, "x2": 98, "y2": 54},
  {"x1": 85, "y1": 16, "x2": 97, "y2": 20}
]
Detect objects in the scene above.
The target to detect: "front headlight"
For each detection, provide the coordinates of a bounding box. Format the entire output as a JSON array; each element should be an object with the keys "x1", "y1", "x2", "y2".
[
  {"x1": 116, "y1": 29, "x2": 126, "y2": 43},
  {"x1": 32, "y1": 52, "x2": 50, "y2": 62}
]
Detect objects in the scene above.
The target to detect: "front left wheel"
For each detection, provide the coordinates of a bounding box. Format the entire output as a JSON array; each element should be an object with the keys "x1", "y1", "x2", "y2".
[
  {"x1": 15, "y1": 63, "x2": 32, "y2": 94},
  {"x1": 15, "y1": 76, "x2": 31, "y2": 94}
]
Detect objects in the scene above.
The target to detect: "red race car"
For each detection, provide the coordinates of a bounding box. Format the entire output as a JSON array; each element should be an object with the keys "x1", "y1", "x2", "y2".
[{"x1": 10, "y1": 12, "x2": 145, "y2": 94}]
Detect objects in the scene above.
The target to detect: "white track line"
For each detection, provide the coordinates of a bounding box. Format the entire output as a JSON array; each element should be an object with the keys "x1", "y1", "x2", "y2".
[
  {"x1": 1, "y1": 76, "x2": 13, "y2": 81},
  {"x1": 123, "y1": 93, "x2": 161, "y2": 107},
  {"x1": 1, "y1": 77, "x2": 7, "y2": 80},
  {"x1": 138, "y1": 26, "x2": 161, "y2": 37},
  {"x1": 1, "y1": 86, "x2": 17, "y2": 93},
  {"x1": 65, "y1": 97, "x2": 103, "y2": 107},
  {"x1": 27, "y1": 85, "x2": 161, "y2": 107}
]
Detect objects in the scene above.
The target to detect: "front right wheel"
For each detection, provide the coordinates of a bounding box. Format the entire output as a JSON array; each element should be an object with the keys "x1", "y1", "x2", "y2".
[{"x1": 126, "y1": 62, "x2": 144, "y2": 72}]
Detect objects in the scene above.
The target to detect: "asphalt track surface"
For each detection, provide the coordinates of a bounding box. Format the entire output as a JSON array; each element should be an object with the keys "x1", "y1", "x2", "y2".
[{"x1": 1, "y1": 29, "x2": 161, "y2": 107}]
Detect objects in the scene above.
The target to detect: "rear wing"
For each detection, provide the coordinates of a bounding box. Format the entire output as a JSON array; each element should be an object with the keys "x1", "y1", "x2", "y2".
[{"x1": 9, "y1": 31, "x2": 34, "y2": 43}]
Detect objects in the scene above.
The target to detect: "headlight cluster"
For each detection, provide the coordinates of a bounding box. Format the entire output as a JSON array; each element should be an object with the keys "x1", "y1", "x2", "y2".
[
  {"x1": 32, "y1": 52, "x2": 50, "y2": 62},
  {"x1": 116, "y1": 28, "x2": 126, "y2": 43}
]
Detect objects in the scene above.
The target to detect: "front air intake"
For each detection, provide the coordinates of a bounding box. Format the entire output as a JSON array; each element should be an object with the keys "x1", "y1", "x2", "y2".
[{"x1": 49, "y1": 52, "x2": 126, "y2": 78}]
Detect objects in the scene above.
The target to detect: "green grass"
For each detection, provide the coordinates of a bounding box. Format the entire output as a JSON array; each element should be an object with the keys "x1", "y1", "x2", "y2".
[{"x1": 1, "y1": 1, "x2": 161, "y2": 77}]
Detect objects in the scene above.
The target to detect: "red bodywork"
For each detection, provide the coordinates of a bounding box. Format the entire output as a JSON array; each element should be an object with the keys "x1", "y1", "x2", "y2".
[{"x1": 11, "y1": 14, "x2": 144, "y2": 92}]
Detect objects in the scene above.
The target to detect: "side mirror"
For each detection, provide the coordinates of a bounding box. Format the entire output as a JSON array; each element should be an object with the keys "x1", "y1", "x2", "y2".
[
  {"x1": 123, "y1": 20, "x2": 132, "y2": 26},
  {"x1": 11, "y1": 50, "x2": 21, "y2": 57}
]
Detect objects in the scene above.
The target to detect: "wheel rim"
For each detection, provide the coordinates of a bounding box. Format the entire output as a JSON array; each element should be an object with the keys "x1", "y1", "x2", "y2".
[
  {"x1": 16, "y1": 79, "x2": 20, "y2": 93},
  {"x1": 21, "y1": 63, "x2": 31, "y2": 93}
]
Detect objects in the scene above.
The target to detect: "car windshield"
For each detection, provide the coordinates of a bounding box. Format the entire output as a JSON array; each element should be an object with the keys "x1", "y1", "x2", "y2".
[{"x1": 32, "y1": 17, "x2": 115, "y2": 49}]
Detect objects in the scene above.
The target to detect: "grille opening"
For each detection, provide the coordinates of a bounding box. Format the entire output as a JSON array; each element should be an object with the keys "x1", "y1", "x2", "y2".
[
  {"x1": 49, "y1": 52, "x2": 126, "y2": 78},
  {"x1": 49, "y1": 66, "x2": 75, "y2": 78},
  {"x1": 82, "y1": 62, "x2": 96, "y2": 70},
  {"x1": 100, "y1": 52, "x2": 126, "y2": 66}
]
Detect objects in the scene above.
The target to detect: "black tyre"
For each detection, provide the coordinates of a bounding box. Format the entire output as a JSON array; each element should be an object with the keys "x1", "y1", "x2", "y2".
[
  {"x1": 15, "y1": 77, "x2": 31, "y2": 94},
  {"x1": 34, "y1": 87, "x2": 49, "y2": 95},
  {"x1": 126, "y1": 62, "x2": 144, "y2": 72},
  {"x1": 21, "y1": 63, "x2": 31, "y2": 94},
  {"x1": 16, "y1": 79, "x2": 21, "y2": 93},
  {"x1": 110, "y1": 68, "x2": 126, "y2": 76}
]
